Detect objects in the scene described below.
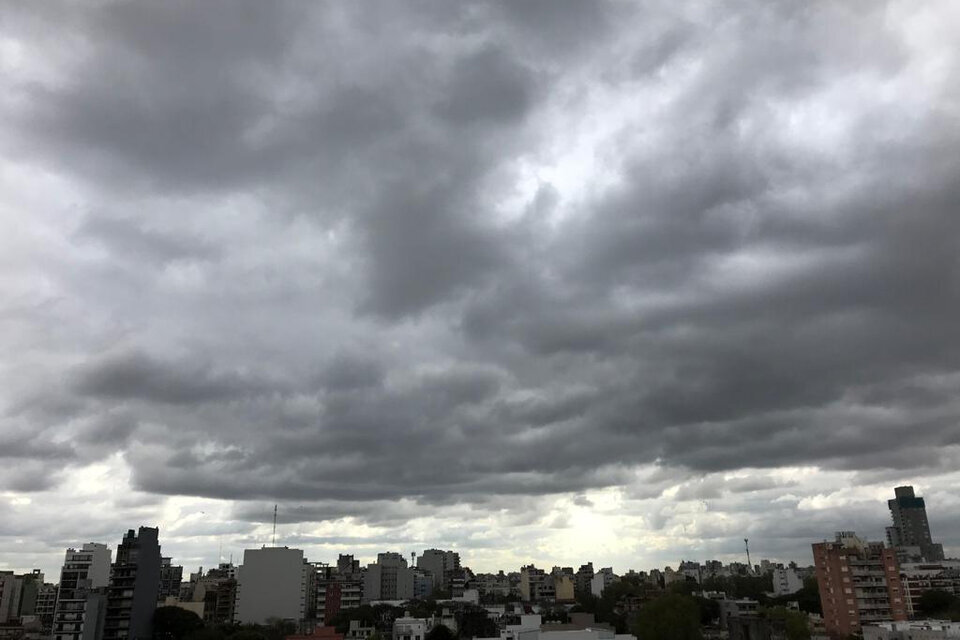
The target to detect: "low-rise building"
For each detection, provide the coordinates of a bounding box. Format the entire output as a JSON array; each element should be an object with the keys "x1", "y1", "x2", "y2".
[
  {"x1": 393, "y1": 615, "x2": 429, "y2": 640},
  {"x1": 899, "y1": 562, "x2": 960, "y2": 617},
  {"x1": 345, "y1": 620, "x2": 376, "y2": 640},
  {"x1": 862, "y1": 620, "x2": 960, "y2": 639}
]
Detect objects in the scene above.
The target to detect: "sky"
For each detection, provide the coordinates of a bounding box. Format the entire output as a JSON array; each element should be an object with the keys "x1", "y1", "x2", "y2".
[{"x1": 2, "y1": 0, "x2": 960, "y2": 580}]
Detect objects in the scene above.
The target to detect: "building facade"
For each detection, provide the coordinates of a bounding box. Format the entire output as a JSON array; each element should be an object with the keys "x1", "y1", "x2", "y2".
[
  {"x1": 0, "y1": 573, "x2": 22, "y2": 624},
  {"x1": 158, "y1": 558, "x2": 184, "y2": 602},
  {"x1": 886, "y1": 486, "x2": 945, "y2": 562},
  {"x1": 772, "y1": 567, "x2": 804, "y2": 597},
  {"x1": 315, "y1": 559, "x2": 363, "y2": 625},
  {"x1": 590, "y1": 568, "x2": 617, "y2": 598},
  {"x1": 52, "y1": 543, "x2": 113, "y2": 640},
  {"x1": 235, "y1": 547, "x2": 309, "y2": 624},
  {"x1": 813, "y1": 532, "x2": 907, "y2": 639},
  {"x1": 898, "y1": 562, "x2": 960, "y2": 617},
  {"x1": 416, "y1": 550, "x2": 461, "y2": 591},
  {"x1": 363, "y1": 553, "x2": 413, "y2": 602},
  {"x1": 103, "y1": 527, "x2": 162, "y2": 640},
  {"x1": 520, "y1": 566, "x2": 555, "y2": 602}
]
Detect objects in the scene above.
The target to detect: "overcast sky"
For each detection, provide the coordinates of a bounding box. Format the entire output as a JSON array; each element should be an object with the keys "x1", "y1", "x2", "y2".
[{"x1": 2, "y1": 0, "x2": 960, "y2": 580}]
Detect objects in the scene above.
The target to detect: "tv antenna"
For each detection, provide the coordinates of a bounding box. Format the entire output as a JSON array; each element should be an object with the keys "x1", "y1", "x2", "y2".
[
  {"x1": 272, "y1": 504, "x2": 278, "y2": 546},
  {"x1": 744, "y1": 538, "x2": 752, "y2": 573}
]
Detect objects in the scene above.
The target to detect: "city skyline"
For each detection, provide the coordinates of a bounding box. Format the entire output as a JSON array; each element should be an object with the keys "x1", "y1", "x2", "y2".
[
  {"x1": 3, "y1": 0, "x2": 960, "y2": 595},
  {"x1": 3, "y1": 484, "x2": 956, "y2": 582}
]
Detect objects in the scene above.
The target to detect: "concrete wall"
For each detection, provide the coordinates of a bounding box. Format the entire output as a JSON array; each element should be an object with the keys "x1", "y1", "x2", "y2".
[{"x1": 236, "y1": 547, "x2": 305, "y2": 624}]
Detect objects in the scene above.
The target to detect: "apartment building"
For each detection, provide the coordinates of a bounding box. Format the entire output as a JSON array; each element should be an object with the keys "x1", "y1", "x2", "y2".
[{"x1": 813, "y1": 532, "x2": 907, "y2": 639}]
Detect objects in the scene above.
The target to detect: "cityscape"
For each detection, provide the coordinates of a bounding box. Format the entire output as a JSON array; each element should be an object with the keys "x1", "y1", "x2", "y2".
[
  {"x1": 4, "y1": 2, "x2": 960, "y2": 640},
  {"x1": 2, "y1": 486, "x2": 958, "y2": 640}
]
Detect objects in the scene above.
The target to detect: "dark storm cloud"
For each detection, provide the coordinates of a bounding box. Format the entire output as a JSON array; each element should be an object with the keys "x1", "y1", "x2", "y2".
[
  {"x1": 2, "y1": 0, "x2": 959, "y2": 553},
  {"x1": 73, "y1": 349, "x2": 280, "y2": 405},
  {"x1": 435, "y1": 46, "x2": 534, "y2": 126}
]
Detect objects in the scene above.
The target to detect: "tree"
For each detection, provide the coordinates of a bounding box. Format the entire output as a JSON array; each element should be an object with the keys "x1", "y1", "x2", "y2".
[
  {"x1": 693, "y1": 597, "x2": 719, "y2": 626},
  {"x1": 425, "y1": 625, "x2": 455, "y2": 640},
  {"x1": 918, "y1": 590, "x2": 960, "y2": 619},
  {"x1": 631, "y1": 594, "x2": 702, "y2": 640},
  {"x1": 154, "y1": 606, "x2": 204, "y2": 640},
  {"x1": 329, "y1": 606, "x2": 378, "y2": 634},
  {"x1": 763, "y1": 607, "x2": 810, "y2": 640},
  {"x1": 185, "y1": 628, "x2": 227, "y2": 640},
  {"x1": 457, "y1": 608, "x2": 498, "y2": 639}
]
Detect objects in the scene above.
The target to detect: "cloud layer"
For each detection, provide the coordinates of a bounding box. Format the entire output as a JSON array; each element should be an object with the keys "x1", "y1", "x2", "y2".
[{"x1": 2, "y1": 0, "x2": 959, "y2": 576}]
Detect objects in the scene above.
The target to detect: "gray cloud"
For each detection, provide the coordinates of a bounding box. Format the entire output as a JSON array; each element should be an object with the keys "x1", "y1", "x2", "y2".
[
  {"x1": 72, "y1": 349, "x2": 280, "y2": 405},
  {"x1": 2, "y1": 0, "x2": 959, "y2": 575}
]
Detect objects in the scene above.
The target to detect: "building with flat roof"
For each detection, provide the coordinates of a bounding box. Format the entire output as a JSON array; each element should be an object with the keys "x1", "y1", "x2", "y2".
[
  {"x1": 103, "y1": 527, "x2": 162, "y2": 640},
  {"x1": 772, "y1": 567, "x2": 804, "y2": 596},
  {"x1": 236, "y1": 547, "x2": 309, "y2": 624},
  {"x1": 813, "y1": 532, "x2": 907, "y2": 639},
  {"x1": 363, "y1": 553, "x2": 413, "y2": 603},
  {"x1": 158, "y1": 558, "x2": 184, "y2": 602},
  {"x1": 862, "y1": 619, "x2": 960, "y2": 639},
  {"x1": 416, "y1": 550, "x2": 461, "y2": 590},
  {"x1": 52, "y1": 543, "x2": 112, "y2": 640},
  {"x1": 520, "y1": 566, "x2": 555, "y2": 602},
  {"x1": 898, "y1": 561, "x2": 960, "y2": 617},
  {"x1": 887, "y1": 486, "x2": 944, "y2": 562}
]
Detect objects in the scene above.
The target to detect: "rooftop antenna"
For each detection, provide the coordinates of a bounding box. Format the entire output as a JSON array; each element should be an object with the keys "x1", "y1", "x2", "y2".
[
  {"x1": 744, "y1": 538, "x2": 752, "y2": 574},
  {"x1": 272, "y1": 504, "x2": 278, "y2": 547}
]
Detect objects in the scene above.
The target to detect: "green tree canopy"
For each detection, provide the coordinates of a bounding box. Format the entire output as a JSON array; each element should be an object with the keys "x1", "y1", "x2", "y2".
[
  {"x1": 154, "y1": 606, "x2": 204, "y2": 640},
  {"x1": 425, "y1": 625, "x2": 455, "y2": 640},
  {"x1": 918, "y1": 590, "x2": 960, "y2": 619},
  {"x1": 457, "y1": 608, "x2": 499, "y2": 639},
  {"x1": 631, "y1": 594, "x2": 702, "y2": 640},
  {"x1": 763, "y1": 607, "x2": 810, "y2": 640}
]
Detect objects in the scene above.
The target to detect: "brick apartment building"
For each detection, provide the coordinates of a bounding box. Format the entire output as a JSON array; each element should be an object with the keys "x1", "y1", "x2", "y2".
[{"x1": 813, "y1": 532, "x2": 908, "y2": 639}]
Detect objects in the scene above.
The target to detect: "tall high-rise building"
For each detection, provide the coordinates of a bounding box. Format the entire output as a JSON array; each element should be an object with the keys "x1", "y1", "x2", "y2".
[
  {"x1": 235, "y1": 547, "x2": 309, "y2": 624},
  {"x1": 364, "y1": 553, "x2": 413, "y2": 602},
  {"x1": 813, "y1": 532, "x2": 907, "y2": 639},
  {"x1": 416, "y1": 549, "x2": 461, "y2": 590},
  {"x1": 886, "y1": 486, "x2": 944, "y2": 562},
  {"x1": 52, "y1": 543, "x2": 112, "y2": 640},
  {"x1": 0, "y1": 572, "x2": 22, "y2": 624},
  {"x1": 103, "y1": 527, "x2": 162, "y2": 640}
]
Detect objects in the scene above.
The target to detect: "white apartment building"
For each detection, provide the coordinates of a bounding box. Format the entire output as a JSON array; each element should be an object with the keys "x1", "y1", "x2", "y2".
[
  {"x1": 772, "y1": 567, "x2": 804, "y2": 596},
  {"x1": 590, "y1": 568, "x2": 617, "y2": 598},
  {"x1": 52, "y1": 543, "x2": 113, "y2": 640}
]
